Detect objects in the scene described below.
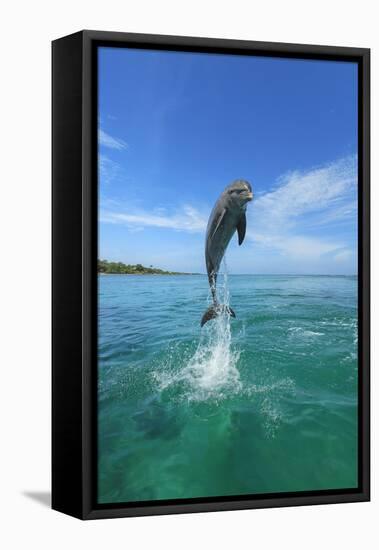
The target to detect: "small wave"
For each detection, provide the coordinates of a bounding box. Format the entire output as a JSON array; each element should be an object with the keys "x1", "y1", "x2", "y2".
[
  {"x1": 341, "y1": 351, "x2": 358, "y2": 363},
  {"x1": 288, "y1": 327, "x2": 324, "y2": 337},
  {"x1": 245, "y1": 377, "x2": 296, "y2": 397},
  {"x1": 318, "y1": 316, "x2": 358, "y2": 345}
]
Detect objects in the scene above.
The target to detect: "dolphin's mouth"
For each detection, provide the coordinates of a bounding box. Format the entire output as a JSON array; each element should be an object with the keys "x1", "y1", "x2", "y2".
[{"x1": 246, "y1": 193, "x2": 253, "y2": 201}]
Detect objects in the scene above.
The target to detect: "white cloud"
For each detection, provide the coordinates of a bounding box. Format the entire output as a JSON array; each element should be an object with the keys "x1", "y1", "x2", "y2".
[
  {"x1": 99, "y1": 155, "x2": 122, "y2": 185},
  {"x1": 334, "y1": 249, "x2": 354, "y2": 263},
  {"x1": 98, "y1": 129, "x2": 127, "y2": 150},
  {"x1": 247, "y1": 155, "x2": 357, "y2": 262},
  {"x1": 251, "y1": 156, "x2": 356, "y2": 225},
  {"x1": 253, "y1": 234, "x2": 340, "y2": 259},
  {"x1": 100, "y1": 204, "x2": 207, "y2": 233}
]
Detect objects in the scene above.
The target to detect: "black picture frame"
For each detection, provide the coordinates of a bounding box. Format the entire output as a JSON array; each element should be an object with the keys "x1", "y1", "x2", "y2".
[{"x1": 52, "y1": 30, "x2": 370, "y2": 520}]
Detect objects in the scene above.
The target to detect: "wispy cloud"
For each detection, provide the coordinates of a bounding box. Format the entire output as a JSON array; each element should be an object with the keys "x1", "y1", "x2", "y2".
[
  {"x1": 247, "y1": 156, "x2": 357, "y2": 264},
  {"x1": 252, "y1": 233, "x2": 342, "y2": 259},
  {"x1": 99, "y1": 154, "x2": 122, "y2": 186},
  {"x1": 99, "y1": 129, "x2": 127, "y2": 150},
  {"x1": 334, "y1": 249, "x2": 354, "y2": 263},
  {"x1": 250, "y1": 156, "x2": 356, "y2": 227},
  {"x1": 100, "y1": 204, "x2": 207, "y2": 233}
]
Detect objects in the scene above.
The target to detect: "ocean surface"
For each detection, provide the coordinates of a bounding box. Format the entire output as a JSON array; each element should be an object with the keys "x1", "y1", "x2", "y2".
[{"x1": 98, "y1": 273, "x2": 358, "y2": 504}]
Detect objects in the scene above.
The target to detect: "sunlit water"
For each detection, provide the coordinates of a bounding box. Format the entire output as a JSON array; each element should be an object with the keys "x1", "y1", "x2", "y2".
[{"x1": 98, "y1": 273, "x2": 358, "y2": 504}]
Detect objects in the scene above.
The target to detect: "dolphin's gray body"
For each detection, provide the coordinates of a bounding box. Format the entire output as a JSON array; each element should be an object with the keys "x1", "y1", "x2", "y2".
[{"x1": 201, "y1": 179, "x2": 253, "y2": 327}]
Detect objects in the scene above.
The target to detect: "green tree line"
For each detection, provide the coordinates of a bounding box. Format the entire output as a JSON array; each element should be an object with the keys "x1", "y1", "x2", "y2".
[{"x1": 98, "y1": 259, "x2": 185, "y2": 275}]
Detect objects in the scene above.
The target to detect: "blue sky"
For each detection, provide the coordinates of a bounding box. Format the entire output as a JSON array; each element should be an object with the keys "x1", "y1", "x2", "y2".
[{"x1": 98, "y1": 47, "x2": 358, "y2": 275}]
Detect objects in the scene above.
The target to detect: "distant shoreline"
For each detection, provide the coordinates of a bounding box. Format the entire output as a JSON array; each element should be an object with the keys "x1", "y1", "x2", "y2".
[
  {"x1": 99, "y1": 272, "x2": 200, "y2": 276},
  {"x1": 98, "y1": 259, "x2": 356, "y2": 278},
  {"x1": 98, "y1": 259, "x2": 198, "y2": 276}
]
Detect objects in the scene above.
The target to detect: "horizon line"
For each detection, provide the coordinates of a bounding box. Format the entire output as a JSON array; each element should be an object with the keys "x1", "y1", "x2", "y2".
[{"x1": 100, "y1": 272, "x2": 357, "y2": 277}]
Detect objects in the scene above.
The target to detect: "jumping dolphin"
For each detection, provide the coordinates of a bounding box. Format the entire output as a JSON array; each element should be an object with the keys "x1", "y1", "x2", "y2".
[{"x1": 201, "y1": 179, "x2": 253, "y2": 327}]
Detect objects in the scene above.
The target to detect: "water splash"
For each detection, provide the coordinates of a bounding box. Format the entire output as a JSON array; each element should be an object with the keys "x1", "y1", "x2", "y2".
[
  {"x1": 155, "y1": 266, "x2": 242, "y2": 402},
  {"x1": 153, "y1": 265, "x2": 295, "y2": 438}
]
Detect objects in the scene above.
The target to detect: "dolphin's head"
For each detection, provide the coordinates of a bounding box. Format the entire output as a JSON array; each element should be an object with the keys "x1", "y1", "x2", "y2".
[{"x1": 226, "y1": 179, "x2": 253, "y2": 209}]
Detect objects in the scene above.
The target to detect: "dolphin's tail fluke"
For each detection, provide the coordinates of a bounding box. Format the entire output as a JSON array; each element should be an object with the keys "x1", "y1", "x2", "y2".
[{"x1": 200, "y1": 304, "x2": 236, "y2": 327}]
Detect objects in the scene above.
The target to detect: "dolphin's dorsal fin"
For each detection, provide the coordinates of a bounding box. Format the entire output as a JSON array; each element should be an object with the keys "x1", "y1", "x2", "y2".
[
  {"x1": 211, "y1": 208, "x2": 226, "y2": 241},
  {"x1": 237, "y1": 213, "x2": 246, "y2": 245}
]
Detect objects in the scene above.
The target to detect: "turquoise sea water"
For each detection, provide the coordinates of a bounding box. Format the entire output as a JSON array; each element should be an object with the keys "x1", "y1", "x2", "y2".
[{"x1": 98, "y1": 273, "x2": 358, "y2": 504}]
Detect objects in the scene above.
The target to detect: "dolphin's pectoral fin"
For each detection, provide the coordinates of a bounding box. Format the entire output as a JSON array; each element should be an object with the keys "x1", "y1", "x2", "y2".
[
  {"x1": 210, "y1": 208, "x2": 226, "y2": 241},
  {"x1": 200, "y1": 304, "x2": 236, "y2": 327},
  {"x1": 237, "y1": 213, "x2": 247, "y2": 245}
]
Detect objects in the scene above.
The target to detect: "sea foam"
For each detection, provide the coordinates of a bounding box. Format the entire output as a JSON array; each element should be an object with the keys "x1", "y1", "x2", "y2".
[{"x1": 155, "y1": 268, "x2": 242, "y2": 402}]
